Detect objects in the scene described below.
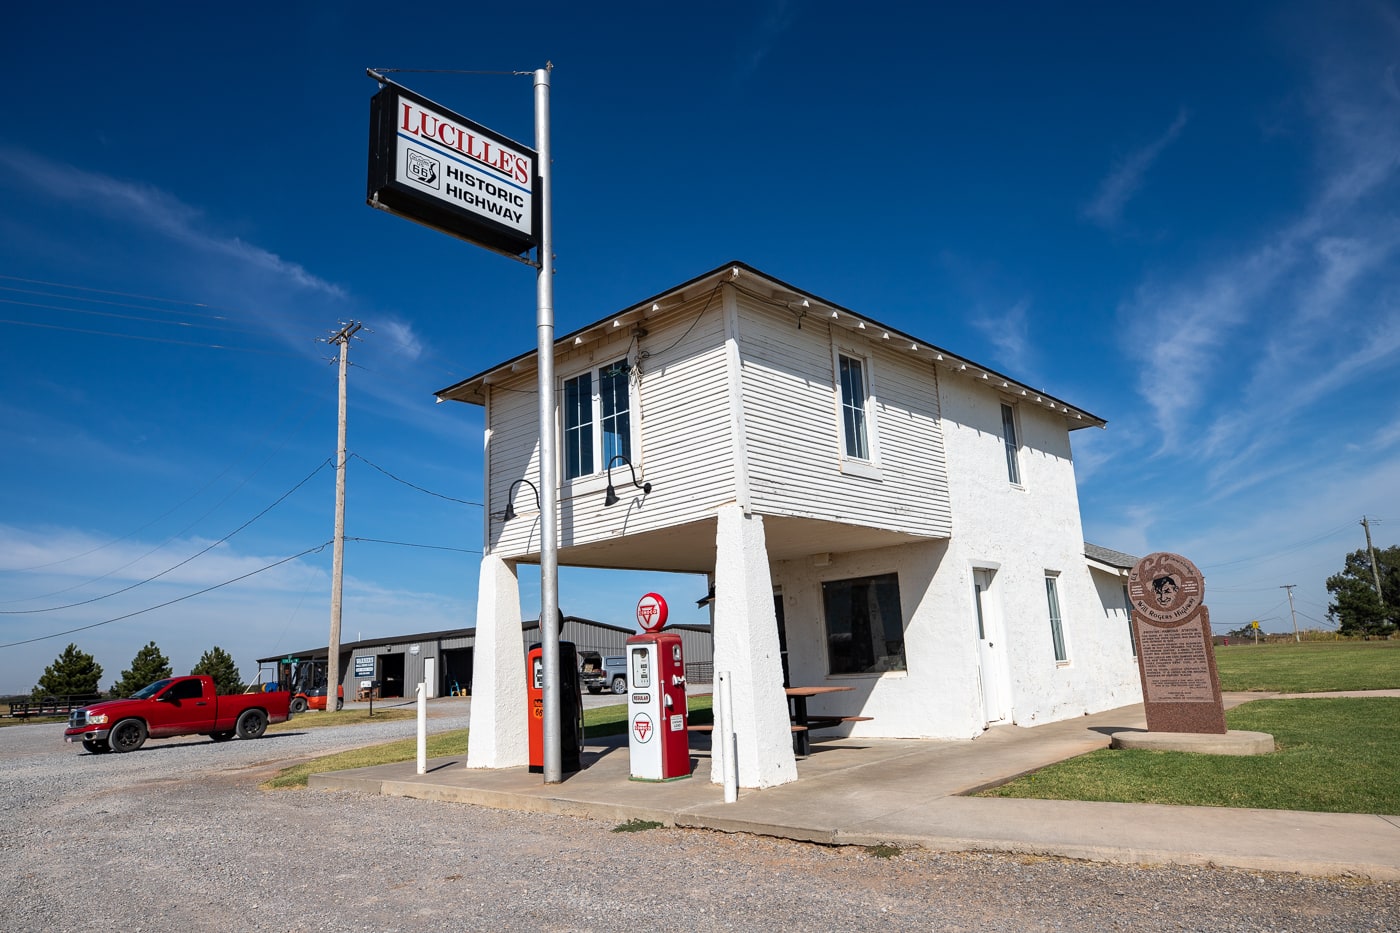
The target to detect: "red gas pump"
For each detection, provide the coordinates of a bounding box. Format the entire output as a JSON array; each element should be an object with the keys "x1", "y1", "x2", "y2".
[
  {"x1": 527, "y1": 640, "x2": 584, "y2": 774},
  {"x1": 626, "y1": 593, "x2": 690, "y2": 781}
]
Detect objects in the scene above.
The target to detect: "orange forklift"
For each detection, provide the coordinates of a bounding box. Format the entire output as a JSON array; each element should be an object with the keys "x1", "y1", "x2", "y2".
[{"x1": 271, "y1": 657, "x2": 344, "y2": 714}]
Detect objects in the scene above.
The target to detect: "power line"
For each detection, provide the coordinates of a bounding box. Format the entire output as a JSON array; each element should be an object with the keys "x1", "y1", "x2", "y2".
[
  {"x1": 349, "y1": 453, "x2": 482, "y2": 506},
  {"x1": 0, "y1": 459, "x2": 332, "y2": 614},
  {"x1": 0, "y1": 541, "x2": 332, "y2": 649},
  {"x1": 1199, "y1": 522, "x2": 1356, "y2": 571},
  {"x1": 0, "y1": 315, "x2": 307, "y2": 358},
  {"x1": 6, "y1": 396, "x2": 325, "y2": 583},
  {"x1": 346, "y1": 537, "x2": 481, "y2": 554}
]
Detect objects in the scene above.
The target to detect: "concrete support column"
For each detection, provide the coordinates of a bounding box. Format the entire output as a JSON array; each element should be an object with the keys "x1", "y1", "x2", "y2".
[
  {"x1": 466, "y1": 553, "x2": 528, "y2": 769},
  {"x1": 710, "y1": 504, "x2": 797, "y2": 788}
]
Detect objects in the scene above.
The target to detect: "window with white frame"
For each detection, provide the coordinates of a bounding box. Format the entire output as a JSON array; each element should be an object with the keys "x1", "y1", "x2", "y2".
[
  {"x1": 1001, "y1": 402, "x2": 1022, "y2": 485},
  {"x1": 822, "y1": 572, "x2": 905, "y2": 675},
  {"x1": 1046, "y1": 572, "x2": 1068, "y2": 663},
  {"x1": 562, "y1": 360, "x2": 632, "y2": 481},
  {"x1": 838, "y1": 352, "x2": 871, "y2": 461}
]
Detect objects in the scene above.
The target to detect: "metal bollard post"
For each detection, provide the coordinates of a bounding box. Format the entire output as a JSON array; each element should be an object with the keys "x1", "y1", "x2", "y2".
[
  {"x1": 717, "y1": 671, "x2": 737, "y2": 803},
  {"x1": 416, "y1": 682, "x2": 427, "y2": 775}
]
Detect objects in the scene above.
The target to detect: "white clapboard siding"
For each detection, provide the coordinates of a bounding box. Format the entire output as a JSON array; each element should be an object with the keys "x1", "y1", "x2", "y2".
[
  {"x1": 735, "y1": 295, "x2": 952, "y2": 537},
  {"x1": 485, "y1": 291, "x2": 737, "y2": 558}
]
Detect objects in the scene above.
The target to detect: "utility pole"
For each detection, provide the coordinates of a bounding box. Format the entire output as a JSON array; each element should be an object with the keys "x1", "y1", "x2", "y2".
[
  {"x1": 326, "y1": 322, "x2": 362, "y2": 718},
  {"x1": 1361, "y1": 516, "x2": 1385, "y2": 607},
  {"x1": 1280, "y1": 585, "x2": 1299, "y2": 643}
]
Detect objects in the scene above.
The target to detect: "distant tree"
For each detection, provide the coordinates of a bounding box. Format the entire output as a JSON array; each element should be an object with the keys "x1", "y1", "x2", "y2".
[
  {"x1": 1326, "y1": 545, "x2": 1399, "y2": 638},
  {"x1": 109, "y1": 641, "x2": 173, "y2": 697},
  {"x1": 1224, "y1": 622, "x2": 1261, "y2": 640},
  {"x1": 32, "y1": 643, "x2": 103, "y2": 699},
  {"x1": 190, "y1": 646, "x2": 244, "y2": 695}
]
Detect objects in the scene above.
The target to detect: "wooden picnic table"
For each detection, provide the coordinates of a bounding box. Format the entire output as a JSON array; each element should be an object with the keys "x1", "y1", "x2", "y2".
[{"x1": 786, "y1": 685, "x2": 854, "y2": 756}]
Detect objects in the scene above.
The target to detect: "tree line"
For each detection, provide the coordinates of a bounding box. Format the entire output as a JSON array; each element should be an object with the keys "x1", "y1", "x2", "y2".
[{"x1": 30, "y1": 642, "x2": 247, "y2": 699}]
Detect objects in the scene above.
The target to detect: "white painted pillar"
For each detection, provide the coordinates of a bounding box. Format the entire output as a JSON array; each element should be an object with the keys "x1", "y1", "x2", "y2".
[
  {"x1": 466, "y1": 553, "x2": 528, "y2": 768},
  {"x1": 710, "y1": 504, "x2": 797, "y2": 788}
]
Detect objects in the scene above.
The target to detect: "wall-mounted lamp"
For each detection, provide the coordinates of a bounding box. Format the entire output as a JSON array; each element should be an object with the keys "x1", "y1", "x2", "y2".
[
  {"x1": 502, "y1": 477, "x2": 541, "y2": 521},
  {"x1": 603, "y1": 454, "x2": 651, "y2": 507}
]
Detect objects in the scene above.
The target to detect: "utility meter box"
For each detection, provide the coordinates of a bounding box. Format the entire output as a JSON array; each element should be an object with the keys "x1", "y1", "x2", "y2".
[
  {"x1": 625, "y1": 631, "x2": 689, "y2": 781},
  {"x1": 527, "y1": 641, "x2": 583, "y2": 774}
]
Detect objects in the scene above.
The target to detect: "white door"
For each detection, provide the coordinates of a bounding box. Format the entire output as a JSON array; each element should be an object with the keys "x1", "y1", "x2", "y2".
[
  {"x1": 973, "y1": 569, "x2": 1009, "y2": 725},
  {"x1": 424, "y1": 657, "x2": 437, "y2": 698}
]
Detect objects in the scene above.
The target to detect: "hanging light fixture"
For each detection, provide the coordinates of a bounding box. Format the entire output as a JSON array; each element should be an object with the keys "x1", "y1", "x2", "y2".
[
  {"x1": 502, "y1": 478, "x2": 541, "y2": 521},
  {"x1": 603, "y1": 454, "x2": 651, "y2": 507}
]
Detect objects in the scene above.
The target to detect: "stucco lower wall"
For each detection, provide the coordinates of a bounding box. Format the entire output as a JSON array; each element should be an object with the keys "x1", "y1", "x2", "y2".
[{"x1": 767, "y1": 375, "x2": 1141, "y2": 740}]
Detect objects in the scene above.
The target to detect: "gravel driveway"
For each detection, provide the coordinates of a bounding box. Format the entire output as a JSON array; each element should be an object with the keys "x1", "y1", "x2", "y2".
[{"x1": 3, "y1": 712, "x2": 1397, "y2": 933}]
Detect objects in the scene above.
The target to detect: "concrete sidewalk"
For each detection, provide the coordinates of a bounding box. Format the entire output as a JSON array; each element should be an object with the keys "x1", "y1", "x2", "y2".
[{"x1": 308, "y1": 693, "x2": 1400, "y2": 881}]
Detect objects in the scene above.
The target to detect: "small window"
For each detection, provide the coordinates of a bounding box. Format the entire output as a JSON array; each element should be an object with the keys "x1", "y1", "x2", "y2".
[
  {"x1": 562, "y1": 360, "x2": 633, "y2": 481},
  {"x1": 823, "y1": 573, "x2": 905, "y2": 675},
  {"x1": 1001, "y1": 403, "x2": 1021, "y2": 485},
  {"x1": 838, "y1": 354, "x2": 870, "y2": 460},
  {"x1": 1046, "y1": 574, "x2": 1068, "y2": 663}
]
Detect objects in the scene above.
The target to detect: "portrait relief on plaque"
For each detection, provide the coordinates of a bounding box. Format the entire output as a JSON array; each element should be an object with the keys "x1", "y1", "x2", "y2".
[{"x1": 1128, "y1": 552, "x2": 1205, "y2": 626}]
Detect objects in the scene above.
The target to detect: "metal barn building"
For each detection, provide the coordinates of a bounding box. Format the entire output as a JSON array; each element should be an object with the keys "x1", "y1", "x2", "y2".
[{"x1": 258, "y1": 616, "x2": 712, "y2": 699}]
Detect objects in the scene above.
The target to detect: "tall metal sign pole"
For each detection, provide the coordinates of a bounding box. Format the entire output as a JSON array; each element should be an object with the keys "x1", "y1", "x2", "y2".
[
  {"x1": 364, "y1": 65, "x2": 555, "y2": 781},
  {"x1": 533, "y1": 65, "x2": 562, "y2": 784},
  {"x1": 327, "y1": 322, "x2": 361, "y2": 717}
]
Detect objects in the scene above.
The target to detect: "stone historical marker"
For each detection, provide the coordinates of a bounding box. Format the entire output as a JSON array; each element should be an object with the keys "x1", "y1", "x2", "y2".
[{"x1": 1127, "y1": 552, "x2": 1227, "y2": 734}]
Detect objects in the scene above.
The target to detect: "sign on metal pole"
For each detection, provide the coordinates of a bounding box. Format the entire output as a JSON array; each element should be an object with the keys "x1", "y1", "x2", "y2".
[
  {"x1": 365, "y1": 66, "x2": 560, "y2": 783},
  {"x1": 367, "y1": 78, "x2": 538, "y2": 259}
]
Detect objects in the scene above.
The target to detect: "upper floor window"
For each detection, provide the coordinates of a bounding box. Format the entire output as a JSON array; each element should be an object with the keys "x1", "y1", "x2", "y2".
[
  {"x1": 1001, "y1": 402, "x2": 1021, "y2": 485},
  {"x1": 563, "y1": 360, "x2": 632, "y2": 481},
  {"x1": 823, "y1": 572, "x2": 906, "y2": 675},
  {"x1": 838, "y1": 353, "x2": 870, "y2": 460}
]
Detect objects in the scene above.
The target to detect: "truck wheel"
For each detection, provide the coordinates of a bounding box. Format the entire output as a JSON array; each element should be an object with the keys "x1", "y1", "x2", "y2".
[
  {"x1": 209, "y1": 731, "x2": 235, "y2": 742},
  {"x1": 611, "y1": 677, "x2": 627, "y2": 695},
  {"x1": 109, "y1": 719, "x2": 147, "y2": 753},
  {"x1": 335, "y1": 697, "x2": 344, "y2": 711},
  {"x1": 82, "y1": 739, "x2": 110, "y2": 754},
  {"x1": 289, "y1": 696, "x2": 308, "y2": 715},
  {"x1": 235, "y1": 709, "x2": 267, "y2": 740}
]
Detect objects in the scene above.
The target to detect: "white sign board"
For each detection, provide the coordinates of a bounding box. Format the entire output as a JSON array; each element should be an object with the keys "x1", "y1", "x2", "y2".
[{"x1": 368, "y1": 82, "x2": 537, "y2": 256}]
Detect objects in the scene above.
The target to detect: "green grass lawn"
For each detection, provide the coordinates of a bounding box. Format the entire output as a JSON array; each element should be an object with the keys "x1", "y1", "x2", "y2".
[
  {"x1": 263, "y1": 696, "x2": 714, "y2": 790},
  {"x1": 980, "y1": 697, "x2": 1400, "y2": 814},
  {"x1": 1214, "y1": 640, "x2": 1400, "y2": 692}
]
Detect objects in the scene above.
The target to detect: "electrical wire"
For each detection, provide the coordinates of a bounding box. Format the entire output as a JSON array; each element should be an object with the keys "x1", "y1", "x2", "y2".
[
  {"x1": 7, "y1": 397, "x2": 326, "y2": 593},
  {"x1": 0, "y1": 541, "x2": 333, "y2": 649},
  {"x1": 0, "y1": 316, "x2": 307, "y2": 358},
  {"x1": 349, "y1": 453, "x2": 482, "y2": 506},
  {"x1": 346, "y1": 537, "x2": 480, "y2": 554},
  {"x1": 0, "y1": 459, "x2": 332, "y2": 614}
]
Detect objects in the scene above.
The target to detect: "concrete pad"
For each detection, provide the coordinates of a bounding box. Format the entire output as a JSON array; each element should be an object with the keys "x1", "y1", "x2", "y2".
[
  {"x1": 306, "y1": 696, "x2": 1400, "y2": 881},
  {"x1": 1110, "y1": 729, "x2": 1275, "y2": 755}
]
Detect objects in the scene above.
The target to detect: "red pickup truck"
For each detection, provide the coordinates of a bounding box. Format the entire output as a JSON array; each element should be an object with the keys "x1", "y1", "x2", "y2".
[{"x1": 65, "y1": 675, "x2": 291, "y2": 754}]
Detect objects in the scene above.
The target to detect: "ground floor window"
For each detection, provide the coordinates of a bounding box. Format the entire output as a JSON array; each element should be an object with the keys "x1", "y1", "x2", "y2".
[
  {"x1": 1046, "y1": 574, "x2": 1068, "y2": 663},
  {"x1": 822, "y1": 572, "x2": 905, "y2": 674}
]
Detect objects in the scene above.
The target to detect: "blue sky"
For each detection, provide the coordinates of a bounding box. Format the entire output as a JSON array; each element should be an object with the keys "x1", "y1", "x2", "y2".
[{"x1": 2, "y1": 2, "x2": 1397, "y2": 694}]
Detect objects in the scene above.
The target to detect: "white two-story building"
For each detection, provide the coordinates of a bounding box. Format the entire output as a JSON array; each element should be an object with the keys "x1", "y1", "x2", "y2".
[{"x1": 437, "y1": 261, "x2": 1141, "y2": 788}]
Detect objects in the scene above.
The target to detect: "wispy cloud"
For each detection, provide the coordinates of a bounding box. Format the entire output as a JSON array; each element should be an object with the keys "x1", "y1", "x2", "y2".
[
  {"x1": 971, "y1": 297, "x2": 1033, "y2": 376},
  {"x1": 0, "y1": 147, "x2": 345, "y2": 299},
  {"x1": 733, "y1": 0, "x2": 798, "y2": 84},
  {"x1": 1121, "y1": 25, "x2": 1400, "y2": 467},
  {"x1": 1083, "y1": 109, "x2": 1189, "y2": 228}
]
